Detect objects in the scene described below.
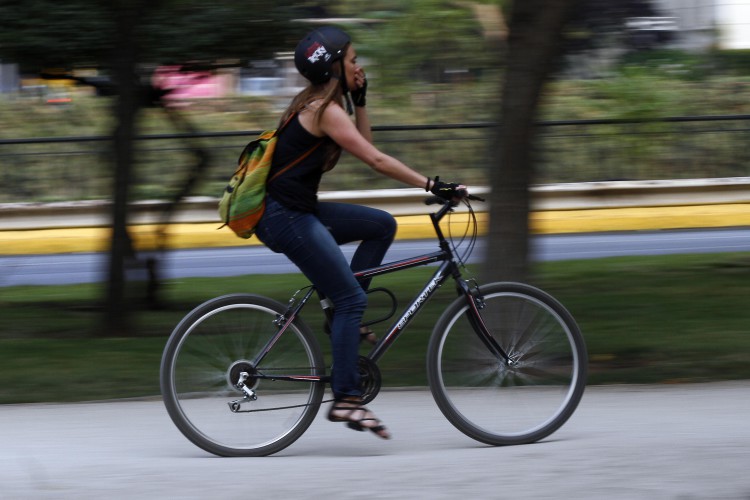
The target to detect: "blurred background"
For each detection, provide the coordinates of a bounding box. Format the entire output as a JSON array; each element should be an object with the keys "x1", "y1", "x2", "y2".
[
  {"x1": 2, "y1": 0, "x2": 750, "y2": 199},
  {"x1": 1, "y1": 0, "x2": 750, "y2": 403}
]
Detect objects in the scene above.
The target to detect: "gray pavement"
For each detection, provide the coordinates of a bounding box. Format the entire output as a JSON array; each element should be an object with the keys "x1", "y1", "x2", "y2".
[
  {"x1": 6, "y1": 228, "x2": 750, "y2": 287},
  {"x1": 1, "y1": 382, "x2": 749, "y2": 499}
]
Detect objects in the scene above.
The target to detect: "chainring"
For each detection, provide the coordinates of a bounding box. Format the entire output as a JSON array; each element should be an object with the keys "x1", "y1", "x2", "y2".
[{"x1": 357, "y1": 356, "x2": 382, "y2": 405}]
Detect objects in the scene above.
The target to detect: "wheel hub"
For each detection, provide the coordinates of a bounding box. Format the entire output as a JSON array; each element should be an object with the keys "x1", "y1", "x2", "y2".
[{"x1": 227, "y1": 360, "x2": 258, "y2": 391}]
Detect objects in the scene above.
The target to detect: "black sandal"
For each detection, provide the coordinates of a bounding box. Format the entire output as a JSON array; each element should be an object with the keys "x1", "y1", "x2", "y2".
[{"x1": 327, "y1": 399, "x2": 391, "y2": 440}]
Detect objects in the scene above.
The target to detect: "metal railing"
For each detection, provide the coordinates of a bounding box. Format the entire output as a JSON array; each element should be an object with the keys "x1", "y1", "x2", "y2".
[
  {"x1": 1, "y1": 114, "x2": 749, "y2": 204},
  {"x1": 536, "y1": 115, "x2": 750, "y2": 183}
]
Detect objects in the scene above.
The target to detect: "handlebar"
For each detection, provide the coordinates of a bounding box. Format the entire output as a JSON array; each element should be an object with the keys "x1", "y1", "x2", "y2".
[
  {"x1": 424, "y1": 190, "x2": 485, "y2": 226},
  {"x1": 424, "y1": 191, "x2": 485, "y2": 206}
]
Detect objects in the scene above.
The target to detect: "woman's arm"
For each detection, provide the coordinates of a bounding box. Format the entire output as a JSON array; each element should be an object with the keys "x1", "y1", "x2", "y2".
[
  {"x1": 354, "y1": 106, "x2": 373, "y2": 144},
  {"x1": 320, "y1": 103, "x2": 429, "y2": 189}
]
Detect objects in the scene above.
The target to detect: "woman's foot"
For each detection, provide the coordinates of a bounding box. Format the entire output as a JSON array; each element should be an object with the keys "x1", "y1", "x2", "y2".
[
  {"x1": 359, "y1": 326, "x2": 378, "y2": 345},
  {"x1": 327, "y1": 398, "x2": 391, "y2": 440}
]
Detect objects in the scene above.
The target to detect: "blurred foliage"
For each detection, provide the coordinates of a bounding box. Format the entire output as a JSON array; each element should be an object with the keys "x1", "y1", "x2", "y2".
[
  {"x1": 620, "y1": 49, "x2": 750, "y2": 80},
  {"x1": 1, "y1": 1, "x2": 750, "y2": 199},
  {"x1": 540, "y1": 57, "x2": 750, "y2": 121},
  {"x1": 0, "y1": 1, "x2": 114, "y2": 70},
  {"x1": 2, "y1": 67, "x2": 750, "y2": 203},
  {"x1": 137, "y1": 1, "x2": 303, "y2": 65},
  {"x1": 0, "y1": 0, "x2": 503, "y2": 93},
  {"x1": 349, "y1": 0, "x2": 498, "y2": 87},
  {"x1": 0, "y1": 0, "x2": 302, "y2": 71},
  {"x1": 713, "y1": 49, "x2": 750, "y2": 75}
]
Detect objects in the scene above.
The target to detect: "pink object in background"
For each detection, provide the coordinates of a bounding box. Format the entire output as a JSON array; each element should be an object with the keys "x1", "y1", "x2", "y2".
[{"x1": 152, "y1": 65, "x2": 228, "y2": 100}]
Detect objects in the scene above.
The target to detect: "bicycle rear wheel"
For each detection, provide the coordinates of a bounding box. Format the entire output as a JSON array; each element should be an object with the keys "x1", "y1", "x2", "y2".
[
  {"x1": 427, "y1": 282, "x2": 587, "y2": 446},
  {"x1": 160, "y1": 294, "x2": 325, "y2": 457}
]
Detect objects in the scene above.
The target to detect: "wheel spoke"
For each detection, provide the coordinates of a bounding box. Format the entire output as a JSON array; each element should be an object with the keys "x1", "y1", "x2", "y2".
[
  {"x1": 428, "y1": 283, "x2": 587, "y2": 445},
  {"x1": 160, "y1": 294, "x2": 325, "y2": 457}
]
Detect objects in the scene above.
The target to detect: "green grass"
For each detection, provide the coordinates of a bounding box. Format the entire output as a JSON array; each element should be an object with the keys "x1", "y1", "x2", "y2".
[
  {"x1": 537, "y1": 254, "x2": 750, "y2": 384},
  {"x1": 2, "y1": 253, "x2": 750, "y2": 404}
]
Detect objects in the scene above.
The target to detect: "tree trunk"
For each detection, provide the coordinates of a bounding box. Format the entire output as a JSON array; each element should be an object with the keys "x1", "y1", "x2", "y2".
[
  {"x1": 103, "y1": 1, "x2": 148, "y2": 334},
  {"x1": 485, "y1": 0, "x2": 579, "y2": 284}
]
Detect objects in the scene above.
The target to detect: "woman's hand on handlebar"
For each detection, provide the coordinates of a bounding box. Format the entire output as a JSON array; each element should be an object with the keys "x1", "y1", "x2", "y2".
[{"x1": 429, "y1": 176, "x2": 472, "y2": 202}]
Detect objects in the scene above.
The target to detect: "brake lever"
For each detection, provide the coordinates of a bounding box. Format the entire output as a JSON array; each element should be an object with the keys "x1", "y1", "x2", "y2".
[{"x1": 453, "y1": 189, "x2": 485, "y2": 204}]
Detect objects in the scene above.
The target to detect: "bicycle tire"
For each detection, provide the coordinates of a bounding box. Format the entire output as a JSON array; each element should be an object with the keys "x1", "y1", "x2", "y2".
[
  {"x1": 427, "y1": 282, "x2": 587, "y2": 446},
  {"x1": 160, "y1": 293, "x2": 325, "y2": 457}
]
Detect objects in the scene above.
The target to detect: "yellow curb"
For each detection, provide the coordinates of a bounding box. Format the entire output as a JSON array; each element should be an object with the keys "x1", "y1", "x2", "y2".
[
  {"x1": 1, "y1": 204, "x2": 749, "y2": 255},
  {"x1": 531, "y1": 204, "x2": 750, "y2": 234}
]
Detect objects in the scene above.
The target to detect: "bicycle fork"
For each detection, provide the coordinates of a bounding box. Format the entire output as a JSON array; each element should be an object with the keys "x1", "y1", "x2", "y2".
[{"x1": 461, "y1": 281, "x2": 516, "y2": 367}]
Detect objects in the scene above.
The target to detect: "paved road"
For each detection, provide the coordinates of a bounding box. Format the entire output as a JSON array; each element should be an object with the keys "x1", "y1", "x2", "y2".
[
  {"x1": 4, "y1": 228, "x2": 750, "y2": 287},
  {"x1": 1, "y1": 382, "x2": 749, "y2": 499}
]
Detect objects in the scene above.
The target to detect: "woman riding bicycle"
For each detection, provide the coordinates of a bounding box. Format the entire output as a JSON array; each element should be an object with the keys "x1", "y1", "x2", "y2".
[{"x1": 254, "y1": 26, "x2": 465, "y2": 440}]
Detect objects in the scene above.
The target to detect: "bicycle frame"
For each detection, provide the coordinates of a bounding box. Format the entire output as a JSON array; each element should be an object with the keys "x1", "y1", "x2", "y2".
[{"x1": 250, "y1": 200, "x2": 511, "y2": 385}]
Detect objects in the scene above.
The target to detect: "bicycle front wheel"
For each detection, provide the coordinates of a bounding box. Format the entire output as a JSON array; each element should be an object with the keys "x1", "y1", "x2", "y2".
[
  {"x1": 427, "y1": 282, "x2": 587, "y2": 446},
  {"x1": 160, "y1": 294, "x2": 325, "y2": 457}
]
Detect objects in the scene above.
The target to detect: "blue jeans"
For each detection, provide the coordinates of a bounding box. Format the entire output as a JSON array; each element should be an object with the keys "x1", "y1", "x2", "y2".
[{"x1": 255, "y1": 196, "x2": 397, "y2": 399}]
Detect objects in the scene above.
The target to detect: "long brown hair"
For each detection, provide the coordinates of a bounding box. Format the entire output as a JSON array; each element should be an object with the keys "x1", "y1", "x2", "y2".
[{"x1": 280, "y1": 48, "x2": 349, "y2": 171}]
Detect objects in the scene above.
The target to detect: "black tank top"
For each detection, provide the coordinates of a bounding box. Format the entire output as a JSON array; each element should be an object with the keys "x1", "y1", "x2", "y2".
[{"x1": 267, "y1": 115, "x2": 330, "y2": 212}]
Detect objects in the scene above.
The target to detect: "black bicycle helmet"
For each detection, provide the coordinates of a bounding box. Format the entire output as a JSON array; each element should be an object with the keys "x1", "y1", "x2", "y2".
[{"x1": 294, "y1": 26, "x2": 351, "y2": 84}]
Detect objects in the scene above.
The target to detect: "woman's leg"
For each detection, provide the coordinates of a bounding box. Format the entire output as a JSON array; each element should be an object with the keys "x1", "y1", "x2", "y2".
[
  {"x1": 316, "y1": 202, "x2": 397, "y2": 290},
  {"x1": 255, "y1": 197, "x2": 367, "y2": 399}
]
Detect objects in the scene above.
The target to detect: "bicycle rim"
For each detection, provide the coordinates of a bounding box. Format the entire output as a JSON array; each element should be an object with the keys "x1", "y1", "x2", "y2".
[
  {"x1": 160, "y1": 294, "x2": 325, "y2": 456},
  {"x1": 428, "y1": 282, "x2": 587, "y2": 445}
]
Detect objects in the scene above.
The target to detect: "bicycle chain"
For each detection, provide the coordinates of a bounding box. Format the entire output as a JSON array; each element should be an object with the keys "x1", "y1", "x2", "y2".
[{"x1": 231, "y1": 397, "x2": 336, "y2": 413}]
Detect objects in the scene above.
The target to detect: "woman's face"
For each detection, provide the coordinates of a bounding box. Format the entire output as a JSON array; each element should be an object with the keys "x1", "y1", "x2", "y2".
[{"x1": 342, "y1": 45, "x2": 365, "y2": 92}]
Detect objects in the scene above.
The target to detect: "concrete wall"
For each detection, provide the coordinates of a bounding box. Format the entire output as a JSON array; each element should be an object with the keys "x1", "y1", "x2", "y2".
[{"x1": 3, "y1": 178, "x2": 750, "y2": 230}]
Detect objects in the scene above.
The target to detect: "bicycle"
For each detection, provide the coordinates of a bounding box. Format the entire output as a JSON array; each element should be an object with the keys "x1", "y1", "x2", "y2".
[{"x1": 159, "y1": 193, "x2": 588, "y2": 456}]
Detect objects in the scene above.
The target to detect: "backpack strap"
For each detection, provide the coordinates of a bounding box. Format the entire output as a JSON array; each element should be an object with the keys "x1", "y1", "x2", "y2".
[
  {"x1": 267, "y1": 112, "x2": 326, "y2": 184},
  {"x1": 268, "y1": 140, "x2": 324, "y2": 184},
  {"x1": 274, "y1": 112, "x2": 297, "y2": 137}
]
